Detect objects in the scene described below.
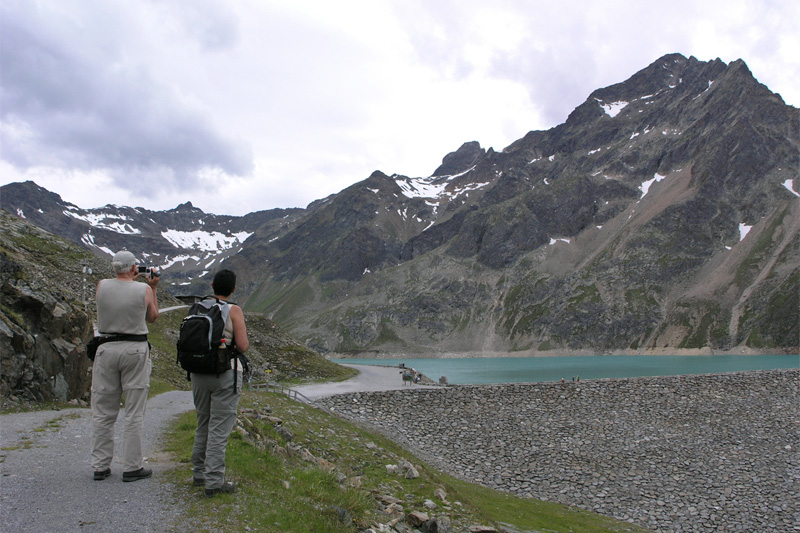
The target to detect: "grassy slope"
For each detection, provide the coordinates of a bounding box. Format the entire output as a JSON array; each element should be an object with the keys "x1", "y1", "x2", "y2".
[
  {"x1": 2, "y1": 305, "x2": 647, "y2": 530},
  {"x1": 148, "y1": 306, "x2": 645, "y2": 531},
  {"x1": 147, "y1": 309, "x2": 357, "y2": 391},
  {"x1": 163, "y1": 391, "x2": 648, "y2": 533}
]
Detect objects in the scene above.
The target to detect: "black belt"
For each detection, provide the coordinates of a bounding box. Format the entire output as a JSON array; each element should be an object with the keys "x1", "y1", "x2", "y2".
[
  {"x1": 97, "y1": 333, "x2": 148, "y2": 345},
  {"x1": 87, "y1": 334, "x2": 148, "y2": 361}
]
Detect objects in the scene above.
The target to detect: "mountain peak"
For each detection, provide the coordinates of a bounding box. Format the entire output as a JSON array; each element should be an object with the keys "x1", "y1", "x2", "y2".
[
  {"x1": 2, "y1": 53, "x2": 797, "y2": 357},
  {"x1": 0, "y1": 180, "x2": 77, "y2": 217},
  {"x1": 432, "y1": 141, "x2": 486, "y2": 177},
  {"x1": 170, "y1": 201, "x2": 201, "y2": 213}
]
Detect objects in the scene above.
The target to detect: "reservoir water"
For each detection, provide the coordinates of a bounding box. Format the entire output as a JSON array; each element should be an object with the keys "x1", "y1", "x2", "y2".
[{"x1": 331, "y1": 354, "x2": 799, "y2": 385}]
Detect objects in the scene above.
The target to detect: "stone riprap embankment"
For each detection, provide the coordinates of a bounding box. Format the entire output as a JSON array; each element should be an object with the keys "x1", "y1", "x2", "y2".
[{"x1": 316, "y1": 369, "x2": 799, "y2": 532}]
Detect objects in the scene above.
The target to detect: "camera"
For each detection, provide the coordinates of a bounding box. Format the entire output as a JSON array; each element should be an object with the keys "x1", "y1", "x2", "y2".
[{"x1": 137, "y1": 266, "x2": 160, "y2": 277}]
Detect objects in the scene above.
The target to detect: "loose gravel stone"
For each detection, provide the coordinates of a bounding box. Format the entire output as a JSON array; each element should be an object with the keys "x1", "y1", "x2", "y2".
[{"x1": 317, "y1": 369, "x2": 800, "y2": 532}]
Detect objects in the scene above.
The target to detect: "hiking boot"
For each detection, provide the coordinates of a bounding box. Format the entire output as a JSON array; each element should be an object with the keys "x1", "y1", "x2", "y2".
[
  {"x1": 193, "y1": 477, "x2": 205, "y2": 486},
  {"x1": 205, "y1": 481, "x2": 236, "y2": 497},
  {"x1": 93, "y1": 468, "x2": 111, "y2": 481},
  {"x1": 122, "y1": 467, "x2": 152, "y2": 482}
]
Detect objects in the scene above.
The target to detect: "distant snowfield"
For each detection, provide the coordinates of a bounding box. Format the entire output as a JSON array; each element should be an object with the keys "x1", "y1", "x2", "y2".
[
  {"x1": 395, "y1": 167, "x2": 490, "y2": 202},
  {"x1": 80, "y1": 232, "x2": 113, "y2": 256},
  {"x1": 639, "y1": 173, "x2": 666, "y2": 198},
  {"x1": 739, "y1": 223, "x2": 752, "y2": 241},
  {"x1": 783, "y1": 179, "x2": 799, "y2": 198},
  {"x1": 161, "y1": 229, "x2": 252, "y2": 251},
  {"x1": 64, "y1": 210, "x2": 141, "y2": 235},
  {"x1": 596, "y1": 99, "x2": 629, "y2": 117},
  {"x1": 159, "y1": 254, "x2": 201, "y2": 269}
]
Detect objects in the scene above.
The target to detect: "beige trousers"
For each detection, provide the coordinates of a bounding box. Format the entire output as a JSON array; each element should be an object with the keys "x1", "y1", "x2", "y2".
[{"x1": 90, "y1": 340, "x2": 151, "y2": 472}]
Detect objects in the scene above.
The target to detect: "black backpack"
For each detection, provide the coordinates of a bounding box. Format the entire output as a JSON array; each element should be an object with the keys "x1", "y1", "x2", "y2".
[{"x1": 176, "y1": 297, "x2": 234, "y2": 375}]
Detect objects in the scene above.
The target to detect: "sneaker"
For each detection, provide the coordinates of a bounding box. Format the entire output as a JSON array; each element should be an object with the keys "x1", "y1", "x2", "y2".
[
  {"x1": 122, "y1": 467, "x2": 153, "y2": 482},
  {"x1": 204, "y1": 481, "x2": 236, "y2": 497},
  {"x1": 93, "y1": 468, "x2": 111, "y2": 481}
]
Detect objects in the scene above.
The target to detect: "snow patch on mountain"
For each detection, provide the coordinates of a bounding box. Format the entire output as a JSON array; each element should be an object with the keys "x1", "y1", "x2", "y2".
[
  {"x1": 81, "y1": 233, "x2": 114, "y2": 256},
  {"x1": 65, "y1": 210, "x2": 141, "y2": 235},
  {"x1": 159, "y1": 254, "x2": 201, "y2": 269},
  {"x1": 693, "y1": 80, "x2": 715, "y2": 100},
  {"x1": 596, "y1": 99, "x2": 629, "y2": 117},
  {"x1": 739, "y1": 223, "x2": 752, "y2": 241},
  {"x1": 782, "y1": 179, "x2": 799, "y2": 198},
  {"x1": 161, "y1": 229, "x2": 252, "y2": 251},
  {"x1": 395, "y1": 166, "x2": 490, "y2": 202},
  {"x1": 639, "y1": 173, "x2": 667, "y2": 198}
]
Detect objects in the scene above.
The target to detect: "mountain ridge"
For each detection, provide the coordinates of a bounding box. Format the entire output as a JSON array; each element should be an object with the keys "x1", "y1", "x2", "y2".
[{"x1": 2, "y1": 53, "x2": 798, "y2": 356}]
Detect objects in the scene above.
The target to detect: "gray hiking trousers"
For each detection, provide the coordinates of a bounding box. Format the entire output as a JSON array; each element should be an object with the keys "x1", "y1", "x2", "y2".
[{"x1": 190, "y1": 369, "x2": 242, "y2": 490}]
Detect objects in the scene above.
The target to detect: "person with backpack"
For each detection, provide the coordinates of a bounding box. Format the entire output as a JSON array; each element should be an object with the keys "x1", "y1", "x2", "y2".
[
  {"x1": 186, "y1": 269, "x2": 249, "y2": 497},
  {"x1": 91, "y1": 250, "x2": 159, "y2": 482}
]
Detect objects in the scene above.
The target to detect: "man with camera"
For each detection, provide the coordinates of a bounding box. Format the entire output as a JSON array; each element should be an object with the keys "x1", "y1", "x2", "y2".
[{"x1": 91, "y1": 250, "x2": 160, "y2": 482}]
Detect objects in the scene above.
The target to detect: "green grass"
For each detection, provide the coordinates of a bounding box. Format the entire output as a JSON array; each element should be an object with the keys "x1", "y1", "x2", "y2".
[
  {"x1": 734, "y1": 208, "x2": 786, "y2": 287},
  {"x1": 149, "y1": 379, "x2": 175, "y2": 398},
  {"x1": 248, "y1": 278, "x2": 315, "y2": 323},
  {"x1": 161, "y1": 391, "x2": 648, "y2": 533},
  {"x1": 375, "y1": 318, "x2": 404, "y2": 346},
  {"x1": 677, "y1": 303, "x2": 729, "y2": 349},
  {"x1": 147, "y1": 309, "x2": 192, "y2": 390},
  {"x1": 567, "y1": 284, "x2": 602, "y2": 311},
  {"x1": 0, "y1": 401, "x2": 87, "y2": 415},
  {"x1": 146, "y1": 306, "x2": 357, "y2": 389}
]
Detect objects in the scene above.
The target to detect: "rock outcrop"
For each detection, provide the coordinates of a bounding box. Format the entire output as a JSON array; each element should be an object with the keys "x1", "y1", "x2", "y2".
[{"x1": 0, "y1": 210, "x2": 108, "y2": 404}]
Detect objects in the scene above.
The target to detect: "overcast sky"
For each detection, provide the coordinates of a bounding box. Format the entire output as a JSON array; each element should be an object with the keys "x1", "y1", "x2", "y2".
[{"x1": 2, "y1": 0, "x2": 798, "y2": 216}]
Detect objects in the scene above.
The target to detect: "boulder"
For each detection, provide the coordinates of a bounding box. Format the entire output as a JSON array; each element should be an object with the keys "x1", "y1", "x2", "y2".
[{"x1": 406, "y1": 510, "x2": 429, "y2": 527}]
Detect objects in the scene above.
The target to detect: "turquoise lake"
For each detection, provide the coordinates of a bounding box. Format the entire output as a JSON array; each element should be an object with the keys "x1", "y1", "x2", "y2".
[{"x1": 331, "y1": 354, "x2": 799, "y2": 385}]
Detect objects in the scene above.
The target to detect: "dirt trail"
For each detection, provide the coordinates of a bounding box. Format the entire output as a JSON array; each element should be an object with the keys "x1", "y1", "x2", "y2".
[
  {"x1": 293, "y1": 364, "x2": 437, "y2": 400},
  {"x1": 0, "y1": 391, "x2": 194, "y2": 532},
  {"x1": 0, "y1": 364, "x2": 430, "y2": 531}
]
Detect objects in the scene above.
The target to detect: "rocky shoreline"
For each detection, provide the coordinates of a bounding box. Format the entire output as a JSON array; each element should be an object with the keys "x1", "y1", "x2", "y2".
[
  {"x1": 316, "y1": 369, "x2": 799, "y2": 532},
  {"x1": 330, "y1": 348, "x2": 799, "y2": 359}
]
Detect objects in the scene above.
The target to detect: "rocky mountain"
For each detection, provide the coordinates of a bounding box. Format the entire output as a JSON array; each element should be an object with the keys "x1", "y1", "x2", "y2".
[
  {"x1": 0, "y1": 180, "x2": 304, "y2": 294},
  {"x1": 2, "y1": 54, "x2": 798, "y2": 356},
  {"x1": 0, "y1": 209, "x2": 346, "y2": 406},
  {"x1": 226, "y1": 54, "x2": 799, "y2": 355}
]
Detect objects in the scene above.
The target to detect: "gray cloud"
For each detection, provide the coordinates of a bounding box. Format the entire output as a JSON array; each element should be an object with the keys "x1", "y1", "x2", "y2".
[
  {"x1": 149, "y1": 0, "x2": 240, "y2": 51},
  {"x1": 0, "y1": 0, "x2": 252, "y2": 194},
  {"x1": 1, "y1": 0, "x2": 797, "y2": 216}
]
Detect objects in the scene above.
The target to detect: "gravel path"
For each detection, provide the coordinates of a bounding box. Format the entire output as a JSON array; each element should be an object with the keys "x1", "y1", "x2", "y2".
[
  {"x1": 0, "y1": 365, "x2": 412, "y2": 532},
  {"x1": 293, "y1": 364, "x2": 437, "y2": 400},
  {"x1": 0, "y1": 391, "x2": 194, "y2": 533}
]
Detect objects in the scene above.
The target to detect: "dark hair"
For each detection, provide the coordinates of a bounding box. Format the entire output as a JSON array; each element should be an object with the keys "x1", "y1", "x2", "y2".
[{"x1": 212, "y1": 269, "x2": 236, "y2": 297}]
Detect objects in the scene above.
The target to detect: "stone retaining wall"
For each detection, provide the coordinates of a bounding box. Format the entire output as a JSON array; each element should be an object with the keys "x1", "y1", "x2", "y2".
[{"x1": 316, "y1": 369, "x2": 799, "y2": 532}]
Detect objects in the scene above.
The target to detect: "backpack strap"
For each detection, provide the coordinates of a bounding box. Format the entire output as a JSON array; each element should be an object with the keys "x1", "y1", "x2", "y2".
[
  {"x1": 194, "y1": 297, "x2": 233, "y2": 347},
  {"x1": 233, "y1": 355, "x2": 238, "y2": 391}
]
